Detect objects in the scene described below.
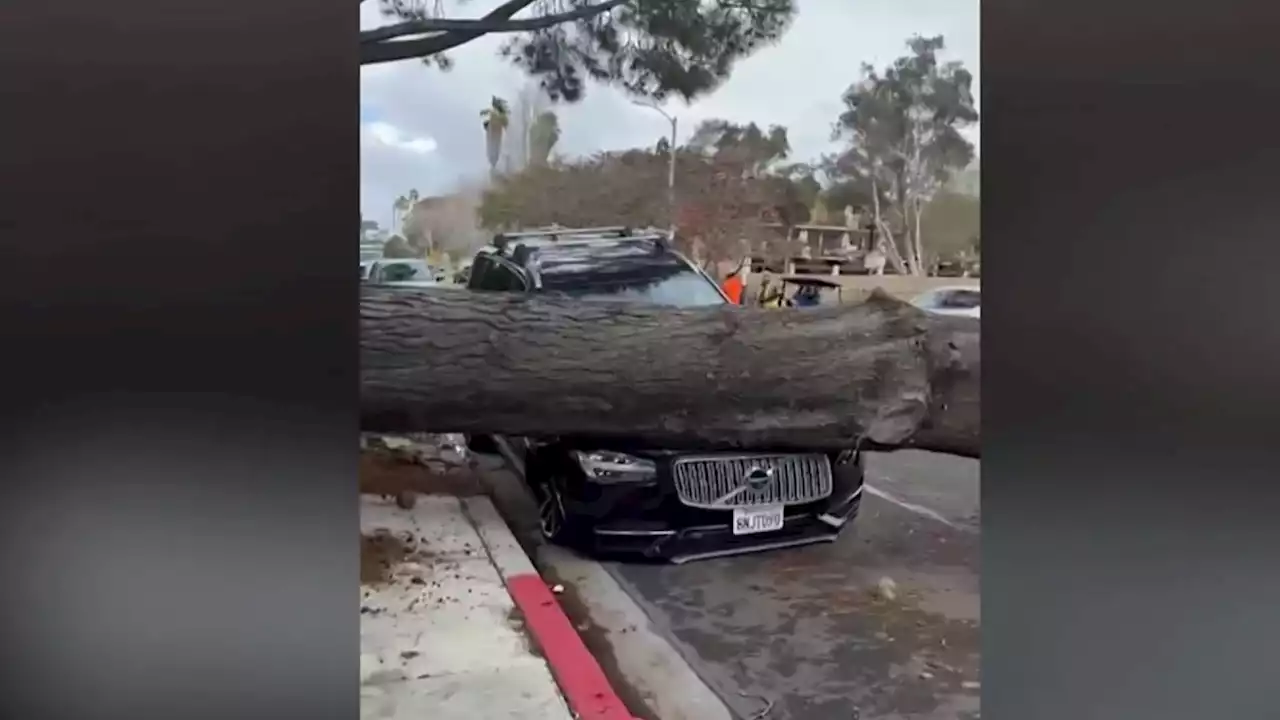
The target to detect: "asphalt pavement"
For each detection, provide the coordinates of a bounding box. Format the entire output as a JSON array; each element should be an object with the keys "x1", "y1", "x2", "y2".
[{"x1": 604, "y1": 451, "x2": 980, "y2": 720}]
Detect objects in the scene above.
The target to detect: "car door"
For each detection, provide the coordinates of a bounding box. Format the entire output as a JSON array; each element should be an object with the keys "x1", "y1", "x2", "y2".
[
  {"x1": 472, "y1": 256, "x2": 527, "y2": 293},
  {"x1": 466, "y1": 254, "x2": 494, "y2": 291}
]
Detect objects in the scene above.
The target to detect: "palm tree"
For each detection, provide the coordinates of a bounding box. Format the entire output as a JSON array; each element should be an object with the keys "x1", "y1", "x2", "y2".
[
  {"x1": 406, "y1": 189, "x2": 420, "y2": 229},
  {"x1": 480, "y1": 96, "x2": 511, "y2": 177},
  {"x1": 392, "y1": 195, "x2": 409, "y2": 229}
]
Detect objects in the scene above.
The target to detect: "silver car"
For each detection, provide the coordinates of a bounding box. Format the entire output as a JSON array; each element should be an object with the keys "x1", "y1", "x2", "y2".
[
  {"x1": 367, "y1": 259, "x2": 445, "y2": 288},
  {"x1": 910, "y1": 285, "x2": 981, "y2": 319}
]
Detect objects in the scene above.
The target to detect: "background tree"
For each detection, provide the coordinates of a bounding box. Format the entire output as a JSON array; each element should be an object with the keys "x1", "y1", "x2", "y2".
[
  {"x1": 391, "y1": 194, "x2": 411, "y2": 229},
  {"x1": 507, "y1": 83, "x2": 546, "y2": 170},
  {"x1": 809, "y1": 194, "x2": 830, "y2": 224},
  {"x1": 394, "y1": 189, "x2": 426, "y2": 250},
  {"x1": 675, "y1": 159, "x2": 778, "y2": 266},
  {"x1": 830, "y1": 35, "x2": 978, "y2": 275},
  {"x1": 480, "y1": 96, "x2": 511, "y2": 176},
  {"x1": 920, "y1": 188, "x2": 980, "y2": 268},
  {"x1": 382, "y1": 234, "x2": 418, "y2": 258},
  {"x1": 686, "y1": 120, "x2": 791, "y2": 177},
  {"x1": 478, "y1": 149, "x2": 669, "y2": 231},
  {"x1": 361, "y1": 0, "x2": 797, "y2": 103},
  {"x1": 529, "y1": 110, "x2": 562, "y2": 166},
  {"x1": 820, "y1": 177, "x2": 874, "y2": 221},
  {"x1": 763, "y1": 165, "x2": 820, "y2": 228},
  {"x1": 478, "y1": 124, "x2": 792, "y2": 264}
]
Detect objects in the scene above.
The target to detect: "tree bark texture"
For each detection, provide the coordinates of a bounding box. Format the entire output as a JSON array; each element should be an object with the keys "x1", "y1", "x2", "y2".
[{"x1": 361, "y1": 286, "x2": 979, "y2": 458}]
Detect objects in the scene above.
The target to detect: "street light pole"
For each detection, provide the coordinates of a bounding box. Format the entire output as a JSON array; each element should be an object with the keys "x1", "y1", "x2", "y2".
[{"x1": 633, "y1": 100, "x2": 678, "y2": 237}]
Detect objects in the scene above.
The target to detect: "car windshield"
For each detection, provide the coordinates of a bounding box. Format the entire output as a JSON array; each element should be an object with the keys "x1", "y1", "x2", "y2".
[
  {"x1": 550, "y1": 269, "x2": 726, "y2": 308},
  {"x1": 381, "y1": 261, "x2": 435, "y2": 282}
]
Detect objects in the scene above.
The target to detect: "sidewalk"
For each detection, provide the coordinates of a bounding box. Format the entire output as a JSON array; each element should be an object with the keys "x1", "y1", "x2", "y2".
[{"x1": 360, "y1": 492, "x2": 638, "y2": 720}]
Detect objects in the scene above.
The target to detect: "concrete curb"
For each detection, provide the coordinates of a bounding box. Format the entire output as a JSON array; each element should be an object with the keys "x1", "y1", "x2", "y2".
[
  {"x1": 473, "y1": 446, "x2": 735, "y2": 720},
  {"x1": 464, "y1": 497, "x2": 641, "y2": 720}
]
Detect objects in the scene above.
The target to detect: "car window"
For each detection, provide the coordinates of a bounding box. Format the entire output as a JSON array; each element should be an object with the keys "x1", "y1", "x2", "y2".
[
  {"x1": 548, "y1": 269, "x2": 727, "y2": 307},
  {"x1": 380, "y1": 261, "x2": 434, "y2": 283}
]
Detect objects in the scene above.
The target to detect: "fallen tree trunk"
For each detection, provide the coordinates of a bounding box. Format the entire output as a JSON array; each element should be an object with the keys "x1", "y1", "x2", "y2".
[{"x1": 361, "y1": 286, "x2": 979, "y2": 458}]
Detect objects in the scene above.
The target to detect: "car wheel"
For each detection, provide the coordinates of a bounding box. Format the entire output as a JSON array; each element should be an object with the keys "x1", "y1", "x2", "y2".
[{"x1": 532, "y1": 475, "x2": 581, "y2": 546}]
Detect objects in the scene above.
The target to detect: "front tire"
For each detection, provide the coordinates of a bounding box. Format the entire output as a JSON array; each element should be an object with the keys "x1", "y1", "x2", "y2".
[{"x1": 530, "y1": 472, "x2": 585, "y2": 547}]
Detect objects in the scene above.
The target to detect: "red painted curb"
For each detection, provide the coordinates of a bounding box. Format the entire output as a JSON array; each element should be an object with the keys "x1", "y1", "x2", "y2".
[{"x1": 506, "y1": 573, "x2": 640, "y2": 720}]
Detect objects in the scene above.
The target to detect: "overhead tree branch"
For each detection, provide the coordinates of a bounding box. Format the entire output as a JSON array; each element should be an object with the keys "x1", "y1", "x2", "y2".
[
  {"x1": 360, "y1": 0, "x2": 539, "y2": 65},
  {"x1": 360, "y1": 0, "x2": 628, "y2": 45}
]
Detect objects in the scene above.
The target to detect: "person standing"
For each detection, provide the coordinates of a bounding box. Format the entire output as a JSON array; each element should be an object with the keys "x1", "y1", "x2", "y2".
[
  {"x1": 720, "y1": 264, "x2": 745, "y2": 305},
  {"x1": 756, "y1": 270, "x2": 774, "y2": 306},
  {"x1": 757, "y1": 271, "x2": 785, "y2": 307}
]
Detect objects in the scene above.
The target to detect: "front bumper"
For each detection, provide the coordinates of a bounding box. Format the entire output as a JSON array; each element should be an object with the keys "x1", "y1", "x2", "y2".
[
  {"x1": 500, "y1": 436, "x2": 865, "y2": 563},
  {"x1": 588, "y1": 485, "x2": 863, "y2": 564}
]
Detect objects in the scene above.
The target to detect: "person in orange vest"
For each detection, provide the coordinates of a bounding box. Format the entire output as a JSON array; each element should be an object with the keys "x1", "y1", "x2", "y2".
[{"x1": 720, "y1": 263, "x2": 746, "y2": 305}]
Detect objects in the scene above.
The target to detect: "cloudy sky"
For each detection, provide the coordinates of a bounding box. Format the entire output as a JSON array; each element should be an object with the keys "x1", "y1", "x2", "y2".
[{"x1": 360, "y1": 0, "x2": 980, "y2": 228}]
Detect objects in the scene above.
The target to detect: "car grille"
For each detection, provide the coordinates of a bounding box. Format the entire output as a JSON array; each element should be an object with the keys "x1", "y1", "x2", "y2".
[{"x1": 671, "y1": 454, "x2": 834, "y2": 509}]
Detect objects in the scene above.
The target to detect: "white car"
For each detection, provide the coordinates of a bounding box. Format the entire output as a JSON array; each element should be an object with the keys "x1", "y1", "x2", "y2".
[
  {"x1": 367, "y1": 259, "x2": 445, "y2": 288},
  {"x1": 910, "y1": 286, "x2": 980, "y2": 319}
]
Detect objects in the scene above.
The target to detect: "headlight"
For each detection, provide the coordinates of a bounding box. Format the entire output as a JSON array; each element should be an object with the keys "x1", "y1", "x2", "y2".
[{"x1": 571, "y1": 450, "x2": 657, "y2": 483}]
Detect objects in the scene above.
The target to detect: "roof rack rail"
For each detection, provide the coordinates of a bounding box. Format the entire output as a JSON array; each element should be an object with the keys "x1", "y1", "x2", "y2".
[
  {"x1": 492, "y1": 225, "x2": 677, "y2": 258},
  {"x1": 494, "y1": 225, "x2": 632, "y2": 242}
]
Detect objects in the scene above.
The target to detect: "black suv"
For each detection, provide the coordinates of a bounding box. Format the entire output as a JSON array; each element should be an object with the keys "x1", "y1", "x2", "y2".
[{"x1": 465, "y1": 226, "x2": 865, "y2": 563}]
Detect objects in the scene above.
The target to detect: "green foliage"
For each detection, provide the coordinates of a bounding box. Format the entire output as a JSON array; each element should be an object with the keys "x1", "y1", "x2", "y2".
[
  {"x1": 478, "y1": 151, "x2": 669, "y2": 231},
  {"x1": 504, "y1": 0, "x2": 797, "y2": 101},
  {"x1": 366, "y1": 0, "x2": 797, "y2": 102},
  {"x1": 763, "y1": 169, "x2": 819, "y2": 227},
  {"x1": 825, "y1": 34, "x2": 978, "y2": 274},
  {"x1": 832, "y1": 35, "x2": 978, "y2": 196},
  {"x1": 920, "y1": 190, "x2": 980, "y2": 260},
  {"x1": 821, "y1": 178, "x2": 875, "y2": 219},
  {"x1": 476, "y1": 117, "x2": 843, "y2": 264},
  {"x1": 687, "y1": 120, "x2": 791, "y2": 175}
]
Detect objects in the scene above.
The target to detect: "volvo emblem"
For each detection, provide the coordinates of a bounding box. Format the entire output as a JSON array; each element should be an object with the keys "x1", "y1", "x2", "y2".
[{"x1": 744, "y1": 466, "x2": 774, "y2": 488}]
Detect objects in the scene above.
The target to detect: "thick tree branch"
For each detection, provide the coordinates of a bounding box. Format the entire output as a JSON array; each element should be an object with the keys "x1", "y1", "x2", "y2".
[
  {"x1": 360, "y1": 0, "x2": 628, "y2": 45},
  {"x1": 360, "y1": 287, "x2": 980, "y2": 458},
  {"x1": 360, "y1": 0, "x2": 539, "y2": 65}
]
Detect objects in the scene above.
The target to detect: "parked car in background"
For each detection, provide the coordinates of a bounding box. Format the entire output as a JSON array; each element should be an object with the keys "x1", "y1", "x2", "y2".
[
  {"x1": 910, "y1": 285, "x2": 981, "y2": 319},
  {"x1": 367, "y1": 258, "x2": 445, "y2": 287},
  {"x1": 463, "y1": 226, "x2": 866, "y2": 564}
]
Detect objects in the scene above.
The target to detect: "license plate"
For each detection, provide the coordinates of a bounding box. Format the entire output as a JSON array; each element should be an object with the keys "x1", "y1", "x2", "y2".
[{"x1": 732, "y1": 505, "x2": 785, "y2": 535}]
